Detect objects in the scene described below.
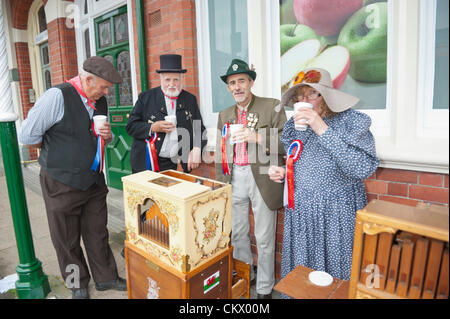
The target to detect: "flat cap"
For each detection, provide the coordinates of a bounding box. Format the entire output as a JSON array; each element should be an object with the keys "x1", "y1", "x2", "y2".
[{"x1": 83, "y1": 56, "x2": 122, "y2": 84}]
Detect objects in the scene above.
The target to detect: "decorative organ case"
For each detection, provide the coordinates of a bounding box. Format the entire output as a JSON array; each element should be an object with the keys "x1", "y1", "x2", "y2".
[
  {"x1": 349, "y1": 200, "x2": 449, "y2": 299},
  {"x1": 122, "y1": 170, "x2": 249, "y2": 299}
]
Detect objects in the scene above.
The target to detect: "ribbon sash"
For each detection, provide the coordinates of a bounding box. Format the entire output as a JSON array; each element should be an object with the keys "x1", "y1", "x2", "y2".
[
  {"x1": 90, "y1": 122, "x2": 105, "y2": 173},
  {"x1": 146, "y1": 133, "x2": 160, "y2": 172},
  {"x1": 221, "y1": 123, "x2": 230, "y2": 175},
  {"x1": 286, "y1": 140, "x2": 303, "y2": 209}
]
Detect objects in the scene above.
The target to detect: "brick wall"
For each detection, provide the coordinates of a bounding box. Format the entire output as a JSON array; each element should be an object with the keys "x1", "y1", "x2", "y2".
[
  {"x1": 10, "y1": 1, "x2": 77, "y2": 160},
  {"x1": 365, "y1": 168, "x2": 449, "y2": 207},
  {"x1": 47, "y1": 18, "x2": 78, "y2": 85},
  {"x1": 190, "y1": 162, "x2": 449, "y2": 280},
  {"x1": 10, "y1": 0, "x2": 34, "y2": 29},
  {"x1": 143, "y1": 0, "x2": 199, "y2": 98}
]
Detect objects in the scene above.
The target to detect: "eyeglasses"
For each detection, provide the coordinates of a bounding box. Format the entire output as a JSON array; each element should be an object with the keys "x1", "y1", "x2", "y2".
[{"x1": 297, "y1": 90, "x2": 321, "y2": 101}]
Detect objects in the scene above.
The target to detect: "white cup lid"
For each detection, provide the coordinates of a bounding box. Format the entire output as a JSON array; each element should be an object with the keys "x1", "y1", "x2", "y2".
[{"x1": 308, "y1": 271, "x2": 333, "y2": 287}]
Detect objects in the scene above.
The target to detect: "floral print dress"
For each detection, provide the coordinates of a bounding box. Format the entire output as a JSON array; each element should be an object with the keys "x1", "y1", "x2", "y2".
[{"x1": 280, "y1": 109, "x2": 379, "y2": 285}]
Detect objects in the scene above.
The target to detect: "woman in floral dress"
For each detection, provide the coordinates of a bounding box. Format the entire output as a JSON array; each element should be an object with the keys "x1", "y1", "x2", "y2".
[{"x1": 269, "y1": 68, "x2": 379, "y2": 286}]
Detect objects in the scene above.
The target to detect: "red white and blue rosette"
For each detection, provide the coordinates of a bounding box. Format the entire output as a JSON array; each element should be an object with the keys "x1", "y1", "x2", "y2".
[
  {"x1": 221, "y1": 123, "x2": 230, "y2": 175},
  {"x1": 90, "y1": 122, "x2": 105, "y2": 173},
  {"x1": 145, "y1": 132, "x2": 160, "y2": 172},
  {"x1": 286, "y1": 139, "x2": 303, "y2": 209}
]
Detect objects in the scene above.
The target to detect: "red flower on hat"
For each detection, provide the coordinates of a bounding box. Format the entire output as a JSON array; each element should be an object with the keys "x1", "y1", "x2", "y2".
[{"x1": 303, "y1": 70, "x2": 321, "y2": 83}]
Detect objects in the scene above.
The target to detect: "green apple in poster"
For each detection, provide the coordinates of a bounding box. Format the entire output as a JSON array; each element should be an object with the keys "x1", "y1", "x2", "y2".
[
  {"x1": 280, "y1": 0, "x2": 297, "y2": 24},
  {"x1": 337, "y1": 2, "x2": 388, "y2": 83},
  {"x1": 293, "y1": 0, "x2": 363, "y2": 36},
  {"x1": 363, "y1": 0, "x2": 386, "y2": 5},
  {"x1": 280, "y1": 24, "x2": 317, "y2": 55},
  {"x1": 281, "y1": 39, "x2": 350, "y2": 91}
]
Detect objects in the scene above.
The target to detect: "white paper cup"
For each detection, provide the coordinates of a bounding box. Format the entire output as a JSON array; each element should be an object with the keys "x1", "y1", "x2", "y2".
[
  {"x1": 164, "y1": 115, "x2": 177, "y2": 124},
  {"x1": 293, "y1": 102, "x2": 313, "y2": 131},
  {"x1": 93, "y1": 115, "x2": 107, "y2": 134},
  {"x1": 229, "y1": 124, "x2": 243, "y2": 145}
]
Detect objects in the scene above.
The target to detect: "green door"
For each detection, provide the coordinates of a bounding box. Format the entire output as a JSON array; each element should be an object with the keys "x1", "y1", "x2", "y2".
[{"x1": 94, "y1": 6, "x2": 133, "y2": 190}]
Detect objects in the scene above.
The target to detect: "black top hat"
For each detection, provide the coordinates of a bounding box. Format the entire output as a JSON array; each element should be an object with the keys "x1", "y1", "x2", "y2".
[{"x1": 156, "y1": 54, "x2": 187, "y2": 73}]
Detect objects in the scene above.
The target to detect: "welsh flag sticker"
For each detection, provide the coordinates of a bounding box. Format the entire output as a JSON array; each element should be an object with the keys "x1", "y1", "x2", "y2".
[{"x1": 203, "y1": 271, "x2": 220, "y2": 294}]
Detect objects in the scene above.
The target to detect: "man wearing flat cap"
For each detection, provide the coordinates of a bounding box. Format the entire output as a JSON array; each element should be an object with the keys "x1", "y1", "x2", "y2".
[
  {"x1": 127, "y1": 54, "x2": 207, "y2": 173},
  {"x1": 19, "y1": 56, "x2": 127, "y2": 299},
  {"x1": 215, "y1": 58, "x2": 287, "y2": 299}
]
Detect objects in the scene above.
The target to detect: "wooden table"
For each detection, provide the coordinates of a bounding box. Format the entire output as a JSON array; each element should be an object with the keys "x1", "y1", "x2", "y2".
[{"x1": 274, "y1": 265, "x2": 349, "y2": 299}]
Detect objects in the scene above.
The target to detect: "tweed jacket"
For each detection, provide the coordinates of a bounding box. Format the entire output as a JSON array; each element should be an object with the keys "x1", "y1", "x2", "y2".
[{"x1": 215, "y1": 95, "x2": 287, "y2": 210}]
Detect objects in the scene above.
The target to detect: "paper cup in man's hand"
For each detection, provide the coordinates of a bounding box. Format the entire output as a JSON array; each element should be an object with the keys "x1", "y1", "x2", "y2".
[
  {"x1": 229, "y1": 124, "x2": 244, "y2": 145},
  {"x1": 93, "y1": 115, "x2": 107, "y2": 134}
]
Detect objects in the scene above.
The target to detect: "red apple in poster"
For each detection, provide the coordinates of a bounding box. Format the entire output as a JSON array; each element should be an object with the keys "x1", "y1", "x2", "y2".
[
  {"x1": 293, "y1": 0, "x2": 363, "y2": 36},
  {"x1": 281, "y1": 39, "x2": 350, "y2": 91}
]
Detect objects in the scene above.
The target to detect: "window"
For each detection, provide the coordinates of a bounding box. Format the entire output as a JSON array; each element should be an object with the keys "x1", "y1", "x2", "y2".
[
  {"x1": 208, "y1": 0, "x2": 249, "y2": 113},
  {"x1": 40, "y1": 42, "x2": 52, "y2": 90},
  {"x1": 279, "y1": 0, "x2": 389, "y2": 111},
  {"x1": 196, "y1": 0, "x2": 249, "y2": 137},
  {"x1": 84, "y1": 29, "x2": 91, "y2": 58},
  {"x1": 94, "y1": 6, "x2": 133, "y2": 108},
  {"x1": 38, "y1": 6, "x2": 47, "y2": 33},
  {"x1": 433, "y1": 0, "x2": 449, "y2": 110},
  {"x1": 417, "y1": 0, "x2": 449, "y2": 137}
]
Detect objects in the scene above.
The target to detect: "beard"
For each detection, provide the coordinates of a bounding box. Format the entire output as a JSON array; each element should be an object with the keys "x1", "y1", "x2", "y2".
[{"x1": 162, "y1": 86, "x2": 182, "y2": 97}]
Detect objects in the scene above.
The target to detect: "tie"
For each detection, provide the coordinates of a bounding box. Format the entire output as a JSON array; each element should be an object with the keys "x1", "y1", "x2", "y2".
[{"x1": 164, "y1": 94, "x2": 178, "y2": 110}]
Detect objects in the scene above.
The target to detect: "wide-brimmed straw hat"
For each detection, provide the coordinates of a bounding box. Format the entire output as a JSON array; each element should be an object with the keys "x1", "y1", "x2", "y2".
[{"x1": 280, "y1": 68, "x2": 359, "y2": 113}]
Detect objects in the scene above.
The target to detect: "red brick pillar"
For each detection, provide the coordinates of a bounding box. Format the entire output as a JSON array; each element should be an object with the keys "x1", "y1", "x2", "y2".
[{"x1": 46, "y1": 18, "x2": 78, "y2": 85}]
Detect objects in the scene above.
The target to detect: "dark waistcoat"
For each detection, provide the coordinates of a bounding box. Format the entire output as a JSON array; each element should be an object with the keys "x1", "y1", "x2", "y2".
[{"x1": 38, "y1": 82, "x2": 107, "y2": 190}]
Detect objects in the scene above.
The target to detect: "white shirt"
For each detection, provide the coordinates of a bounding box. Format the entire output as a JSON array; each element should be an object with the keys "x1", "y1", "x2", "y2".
[{"x1": 159, "y1": 95, "x2": 179, "y2": 158}]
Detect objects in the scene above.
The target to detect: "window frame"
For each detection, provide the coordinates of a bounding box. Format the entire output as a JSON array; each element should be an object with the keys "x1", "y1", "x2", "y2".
[
  {"x1": 196, "y1": 0, "x2": 448, "y2": 173},
  {"x1": 417, "y1": 0, "x2": 449, "y2": 138},
  {"x1": 73, "y1": 0, "x2": 138, "y2": 104}
]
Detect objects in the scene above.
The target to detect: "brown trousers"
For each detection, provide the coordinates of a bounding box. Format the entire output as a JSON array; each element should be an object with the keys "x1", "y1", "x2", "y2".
[{"x1": 39, "y1": 168, "x2": 118, "y2": 289}]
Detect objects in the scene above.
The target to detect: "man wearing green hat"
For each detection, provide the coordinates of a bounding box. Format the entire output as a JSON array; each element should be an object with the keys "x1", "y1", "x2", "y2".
[{"x1": 215, "y1": 59, "x2": 287, "y2": 299}]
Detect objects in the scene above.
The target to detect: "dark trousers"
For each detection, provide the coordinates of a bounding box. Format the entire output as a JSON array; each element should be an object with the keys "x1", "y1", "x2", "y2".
[{"x1": 39, "y1": 168, "x2": 118, "y2": 289}]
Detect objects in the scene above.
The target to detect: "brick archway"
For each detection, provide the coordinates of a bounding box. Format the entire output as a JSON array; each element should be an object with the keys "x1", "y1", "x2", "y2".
[{"x1": 10, "y1": 0, "x2": 77, "y2": 161}]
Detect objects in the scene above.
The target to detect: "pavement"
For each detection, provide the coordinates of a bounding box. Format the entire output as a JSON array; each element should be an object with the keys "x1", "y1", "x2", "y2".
[
  {"x1": 0, "y1": 148, "x2": 280, "y2": 299},
  {"x1": 0, "y1": 149, "x2": 127, "y2": 299}
]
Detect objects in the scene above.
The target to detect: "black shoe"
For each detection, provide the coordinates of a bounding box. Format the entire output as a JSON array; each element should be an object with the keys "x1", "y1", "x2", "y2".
[
  {"x1": 72, "y1": 288, "x2": 89, "y2": 299},
  {"x1": 95, "y1": 277, "x2": 127, "y2": 291},
  {"x1": 257, "y1": 293, "x2": 272, "y2": 299}
]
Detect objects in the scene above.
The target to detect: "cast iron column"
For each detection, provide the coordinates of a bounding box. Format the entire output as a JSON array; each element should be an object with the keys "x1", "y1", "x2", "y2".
[{"x1": 0, "y1": 1, "x2": 50, "y2": 299}]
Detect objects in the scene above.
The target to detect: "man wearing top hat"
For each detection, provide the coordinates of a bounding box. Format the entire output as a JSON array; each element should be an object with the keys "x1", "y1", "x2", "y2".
[
  {"x1": 18, "y1": 56, "x2": 127, "y2": 299},
  {"x1": 126, "y1": 54, "x2": 207, "y2": 173},
  {"x1": 215, "y1": 59, "x2": 287, "y2": 299}
]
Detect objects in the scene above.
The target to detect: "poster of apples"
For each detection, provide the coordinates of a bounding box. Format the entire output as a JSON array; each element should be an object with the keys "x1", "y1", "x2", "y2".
[{"x1": 280, "y1": 0, "x2": 388, "y2": 109}]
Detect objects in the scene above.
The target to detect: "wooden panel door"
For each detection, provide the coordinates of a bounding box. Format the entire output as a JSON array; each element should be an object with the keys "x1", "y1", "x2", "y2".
[{"x1": 94, "y1": 5, "x2": 133, "y2": 189}]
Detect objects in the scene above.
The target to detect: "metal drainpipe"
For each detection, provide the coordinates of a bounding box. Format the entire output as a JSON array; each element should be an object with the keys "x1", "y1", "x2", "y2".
[
  {"x1": 0, "y1": 3, "x2": 50, "y2": 299},
  {"x1": 136, "y1": 0, "x2": 148, "y2": 92}
]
